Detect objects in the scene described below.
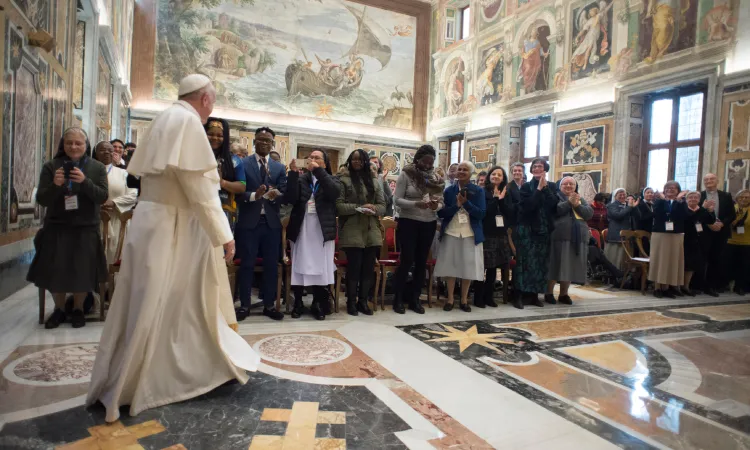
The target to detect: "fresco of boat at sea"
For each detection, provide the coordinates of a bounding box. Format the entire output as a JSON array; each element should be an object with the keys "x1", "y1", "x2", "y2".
[{"x1": 153, "y1": 0, "x2": 417, "y2": 130}]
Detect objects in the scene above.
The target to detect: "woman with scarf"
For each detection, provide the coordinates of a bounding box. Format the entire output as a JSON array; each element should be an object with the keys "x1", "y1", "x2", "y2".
[
  {"x1": 682, "y1": 191, "x2": 716, "y2": 296},
  {"x1": 726, "y1": 190, "x2": 750, "y2": 295},
  {"x1": 649, "y1": 181, "x2": 690, "y2": 298},
  {"x1": 473, "y1": 166, "x2": 514, "y2": 308},
  {"x1": 587, "y1": 193, "x2": 608, "y2": 232},
  {"x1": 392, "y1": 145, "x2": 444, "y2": 314},
  {"x1": 545, "y1": 177, "x2": 593, "y2": 305},
  {"x1": 337, "y1": 149, "x2": 386, "y2": 316},
  {"x1": 27, "y1": 128, "x2": 108, "y2": 329},
  {"x1": 605, "y1": 188, "x2": 641, "y2": 270},
  {"x1": 204, "y1": 118, "x2": 245, "y2": 227},
  {"x1": 285, "y1": 150, "x2": 341, "y2": 320},
  {"x1": 435, "y1": 161, "x2": 486, "y2": 312},
  {"x1": 514, "y1": 158, "x2": 558, "y2": 309}
]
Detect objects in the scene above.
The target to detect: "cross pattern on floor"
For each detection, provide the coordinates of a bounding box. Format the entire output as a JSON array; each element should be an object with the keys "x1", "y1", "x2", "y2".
[
  {"x1": 249, "y1": 401, "x2": 346, "y2": 449},
  {"x1": 55, "y1": 420, "x2": 180, "y2": 449}
]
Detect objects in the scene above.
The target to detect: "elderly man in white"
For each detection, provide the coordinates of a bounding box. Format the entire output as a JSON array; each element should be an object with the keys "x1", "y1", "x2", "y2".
[{"x1": 87, "y1": 74, "x2": 259, "y2": 423}]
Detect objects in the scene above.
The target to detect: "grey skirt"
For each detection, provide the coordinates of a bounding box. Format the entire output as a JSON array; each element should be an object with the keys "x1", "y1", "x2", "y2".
[
  {"x1": 434, "y1": 235, "x2": 485, "y2": 281},
  {"x1": 548, "y1": 241, "x2": 588, "y2": 284},
  {"x1": 604, "y1": 243, "x2": 626, "y2": 270},
  {"x1": 648, "y1": 232, "x2": 684, "y2": 286}
]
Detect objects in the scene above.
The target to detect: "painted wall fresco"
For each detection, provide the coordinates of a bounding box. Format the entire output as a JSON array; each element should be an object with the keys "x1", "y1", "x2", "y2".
[
  {"x1": 477, "y1": 41, "x2": 505, "y2": 106},
  {"x1": 96, "y1": 53, "x2": 112, "y2": 143},
  {"x1": 467, "y1": 137, "x2": 499, "y2": 174},
  {"x1": 516, "y1": 21, "x2": 552, "y2": 95},
  {"x1": 554, "y1": 117, "x2": 613, "y2": 196},
  {"x1": 570, "y1": 0, "x2": 613, "y2": 80},
  {"x1": 718, "y1": 90, "x2": 750, "y2": 193},
  {"x1": 358, "y1": 143, "x2": 418, "y2": 179},
  {"x1": 73, "y1": 21, "x2": 85, "y2": 110},
  {"x1": 153, "y1": 0, "x2": 417, "y2": 130}
]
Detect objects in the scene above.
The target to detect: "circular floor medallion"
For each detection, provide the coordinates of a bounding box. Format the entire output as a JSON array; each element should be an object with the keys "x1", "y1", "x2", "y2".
[
  {"x1": 3, "y1": 344, "x2": 98, "y2": 386},
  {"x1": 253, "y1": 334, "x2": 353, "y2": 366}
]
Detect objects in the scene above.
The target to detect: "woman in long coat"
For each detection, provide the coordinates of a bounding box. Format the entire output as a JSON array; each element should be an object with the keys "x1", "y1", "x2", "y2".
[{"x1": 546, "y1": 177, "x2": 593, "y2": 305}]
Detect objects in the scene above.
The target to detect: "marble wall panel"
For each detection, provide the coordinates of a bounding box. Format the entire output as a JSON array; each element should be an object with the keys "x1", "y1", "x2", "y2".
[
  {"x1": 357, "y1": 142, "x2": 419, "y2": 180},
  {"x1": 467, "y1": 136, "x2": 499, "y2": 174},
  {"x1": 554, "y1": 116, "x2": 614, "y2": 195}
]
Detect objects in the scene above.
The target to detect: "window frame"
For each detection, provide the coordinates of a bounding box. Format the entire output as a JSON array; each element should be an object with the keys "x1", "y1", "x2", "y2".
[
  {"x1": 459, "y1": 6, "x2": 471, "y2": 41},
  {"x1": 641, "y1": 86, "x2": 707, "y2": 191},
  {"x1": 521, "y1": 117, "x2": 552, "y2": 166},
  {"x1": 448, "y1": 135, "x2": 465, "y2": 165}
]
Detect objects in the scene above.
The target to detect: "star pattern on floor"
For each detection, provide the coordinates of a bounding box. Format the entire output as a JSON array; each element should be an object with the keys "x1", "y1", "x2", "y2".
[{"x1": 424, "y1": 324, "x2": 524, "y2": 353}]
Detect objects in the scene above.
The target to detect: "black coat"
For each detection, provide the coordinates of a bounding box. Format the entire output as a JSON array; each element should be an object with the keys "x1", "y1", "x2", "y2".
[
  {"x1": 652, "y1": 199, "x2": 689, "y2": 233},
  {"x1": 285, "y1": 167, "x2": 341, "y2": 243},
  {"x1": 506, "y1": 181, "x2": 523, "y2": 226},
  {"x1": 482, "y1": 189, "x2": 515, "y2": 237},
  {"x1": 518, "y1": 178, "x2": 558, "y2": 234},
  {"x1": 636, "y1": 201, "x2": 654, "y2": 231},
  {"x1": 700, "y1": 190, "x2": 736, "y2": 239}
]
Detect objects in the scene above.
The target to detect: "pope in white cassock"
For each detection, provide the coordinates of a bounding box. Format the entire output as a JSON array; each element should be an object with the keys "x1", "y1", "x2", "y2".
[{"x1": 87, "y1": 74, "x2": 260, "y2": 423}]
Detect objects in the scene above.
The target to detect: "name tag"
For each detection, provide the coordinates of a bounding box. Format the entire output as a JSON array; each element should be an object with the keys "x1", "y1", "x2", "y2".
[
  {"x1": 65, "y1": 195, "x2": 79, "y2": 211},
  {"x1": 307, "y1": 199, "x2": 316, "y2": 214},
  {"x1": 695, "y1": 223, "x2": 703, "y2": 233},
  {"x1": 495, "y1": 215, "x2": 505, "y2": 227},
  {"x1": 739, "y1": 226, "x2": 746, "y2": 235},
  {"x1": 458, "y1": 213, "x2": 468, "y2": 224},
  {"x1": 665, "y1": 221, "x2": 674, "y2": 231}
]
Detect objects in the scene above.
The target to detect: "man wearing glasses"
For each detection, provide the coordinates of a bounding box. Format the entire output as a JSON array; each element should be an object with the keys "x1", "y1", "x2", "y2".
[{"x1": 235, "y1": 127, "x2": 287, "y2": 321}]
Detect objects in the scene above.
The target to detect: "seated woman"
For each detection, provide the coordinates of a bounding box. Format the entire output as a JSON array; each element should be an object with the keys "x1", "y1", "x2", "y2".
[
  {"x1": 285, "y1": 150, "x2": 341, "y2": 320},
  {"x1": 435, "y1": 161, "x2": 486, "y2": 312},
  {"x1": 726, "y1": 189, "x2": 750, "y2": 295},
  {"x1": 474, "y1": 166, "x2": 514, "y2": 308},
  {"x1": 205, "y1": 118, "x2": 245, "y2": 228},
  {"x1": 649, "y1": 181, "x2": 689, "y2": 298},
  {"x1": 682, "y1": 191, "x2": 716, "y2": 296},
  {"x1": 27, "y1": 128, "x2": 108, "y2": 329},
  {"x1": 587, "y1": 193, "x2": 608, "y2": 232},
  {"x1": 546, "y1": 177, "x2": 593, "y2": 305},
  {"x1": 605, "y1": 188, "x2": 640, "y2": 271},
  {"x1": 93, "y1": 141, "x2": 138, "y2": 264},
  {"x1": 514, "y1": 158, "x2": 558, "y2": 309},
  {"x1": 337, "y1": 149, "x2": 386, "y2": 316}
]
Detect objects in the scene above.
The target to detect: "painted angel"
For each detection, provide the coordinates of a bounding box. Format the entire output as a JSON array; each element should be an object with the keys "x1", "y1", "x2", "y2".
[{"x1": 571, "y1": 0, "x2": 613, "y2": 73}]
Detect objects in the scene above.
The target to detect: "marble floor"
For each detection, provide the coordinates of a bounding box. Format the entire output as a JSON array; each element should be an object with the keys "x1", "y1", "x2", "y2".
[{"x1": 0, "y1": 284, "x2": 749, "y2": 449}]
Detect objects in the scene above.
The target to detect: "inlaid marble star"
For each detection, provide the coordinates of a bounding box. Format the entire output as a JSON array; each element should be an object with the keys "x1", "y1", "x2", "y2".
[
  {"x1": 316, "y1": 98, "x2": 333, "y2": 119},
  {"x1": 424, "y1": 324, "x2": 522, "y2": 353}
]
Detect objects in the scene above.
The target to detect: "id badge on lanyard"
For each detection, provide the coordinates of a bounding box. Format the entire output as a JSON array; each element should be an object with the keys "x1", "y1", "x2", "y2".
[
  {"x1": 665, "y1": 221, "x2": 674, "y2": 231},
  {"x1": 495, "y1": 215, "x2": 504, "y2": 227}
]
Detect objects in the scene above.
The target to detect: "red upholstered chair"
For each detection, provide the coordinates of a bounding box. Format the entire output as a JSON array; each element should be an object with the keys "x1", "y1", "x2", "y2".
[
  {"x1": 376, "y1": 218, "x2": 399, "y2": 311},
  {"x1": 227, "y1": 218, "x2": 286, "y2": 313},
  {"x1": 590, "y1": 229, "x2": 602, "y2": 249}
]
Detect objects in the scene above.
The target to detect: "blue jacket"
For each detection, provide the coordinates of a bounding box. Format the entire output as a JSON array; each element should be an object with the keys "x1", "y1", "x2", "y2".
[
  {"x1": 236, "y1": 154, "x2": 288, "y2": 230},
  {"x1": 438, "y1": 183, "x2": 486, "y2": 245}
]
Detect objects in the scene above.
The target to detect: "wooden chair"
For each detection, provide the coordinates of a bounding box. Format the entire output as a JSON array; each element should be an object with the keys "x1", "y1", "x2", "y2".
[
  {"x1": 620, "y1": 230, "x2": 651, "y2": 294},
  {"x1": 376, "y1": 218, "x2": 399, "y2": 311},
  {"x1": 100, "y1": 209, "x2": 134, "y2": 320},
  {"x1": 227, "y1": 218, "x2": 286, "y2": 313},
  {"x1": 334, "y1": 230, "x2": 382, "y2": 313},
  {"x1": 602, "y1": 228, "x2": 608, "y2": 245}
]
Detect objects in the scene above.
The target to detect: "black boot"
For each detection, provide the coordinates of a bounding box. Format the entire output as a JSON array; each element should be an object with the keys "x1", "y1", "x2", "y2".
[
  {"x1": 408, "y1": 299, "x2": 425, "y2": 314},
  {"x1": 393, "y1": 292, "x2": 405, "y2": 314},
  {"x1": 347, "y1": 298, "x2": 359, "y2": 316},
  {"x1": 291, "y1": 287, "x2": 305, "y2": 319},
  {"x1": 473, "y1": 281, "x2": 486, "y2": 308},
  {"x1": 357, "y1": 300, "x2": 373, "y2": 316}
]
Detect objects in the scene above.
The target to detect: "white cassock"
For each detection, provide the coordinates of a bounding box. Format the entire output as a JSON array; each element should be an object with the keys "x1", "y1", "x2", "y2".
[
  {"x1": 103, "y1": 164, "x2": 138, "y2": 264},
  {"x1": 86, "y1": 100, "x2": 260, "y2": 423}
]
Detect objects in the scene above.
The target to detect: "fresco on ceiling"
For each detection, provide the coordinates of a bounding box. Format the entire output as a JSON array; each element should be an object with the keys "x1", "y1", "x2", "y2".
[
  {"x1": 570, "y1": 0, "x2": 613, "y2": 80},
  {"x1": 154, "y1": 0, "x2": 417, "y2": 130},
  {"x1": 516, "y1": 22, "x2": 551, "y2": 95}
]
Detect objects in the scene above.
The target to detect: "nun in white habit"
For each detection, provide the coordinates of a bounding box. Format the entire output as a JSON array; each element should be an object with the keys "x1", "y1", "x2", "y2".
[{"x1": 87, "y1": 75, "x2": 259, "y2": 423}]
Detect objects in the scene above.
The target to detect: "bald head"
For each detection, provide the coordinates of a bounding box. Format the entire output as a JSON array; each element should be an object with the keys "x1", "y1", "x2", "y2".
[{"x1": 703, "y1": 173, "x2": 718, "y2": 191}]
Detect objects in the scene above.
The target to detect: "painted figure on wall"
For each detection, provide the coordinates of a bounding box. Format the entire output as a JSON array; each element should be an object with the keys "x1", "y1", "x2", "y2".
[
  {"x1": 702, "y1": 0, "x2": 735, "y2": 42},
  {"x1": 640, "y1": 0, "x2": 697, "y2": 63},
  {"x1": 480, "y1": 0, "x2": 505, "y2": 21},
  {"x1": 571, "y1": 0, "x2": 613, "y2": 79},
  {"x1": 477, "y1": 45, "x2": 504, "y2": 105},
  {"x1": 444, "y1": 58, "x2": 465, "y2": 116},
  {"x1": 517, "y1": 25, "x2": 550, "y2": 94},
  {"x1": 562, "y1": 171, "x2": 602, "y2": 203}
]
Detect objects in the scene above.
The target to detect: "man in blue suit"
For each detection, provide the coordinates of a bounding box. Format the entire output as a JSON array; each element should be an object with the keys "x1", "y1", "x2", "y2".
[{"x1": 235, "y1": 127, "x2": 287, "y2": 321}]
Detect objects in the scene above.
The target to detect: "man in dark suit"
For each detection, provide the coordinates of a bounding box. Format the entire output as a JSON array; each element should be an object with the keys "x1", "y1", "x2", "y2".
[
  {"x1": 700, "y1": 173, "x2": 736, "y2": 296},
  {"x1": 235, "y1": 127, "x2": 287, "y2": 320}
]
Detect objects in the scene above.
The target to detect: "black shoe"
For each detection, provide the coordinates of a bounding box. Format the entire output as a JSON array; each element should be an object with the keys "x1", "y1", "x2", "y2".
[
  {"x1": 263, "y1": 307, "x2": 284, "y2": 321},
  {"x1": 544, "y1": 294, "x2": 557, "y2": 305},
  {"x1": 291, "y1": 300, "x2": 305, "y2": 319},
  {"x1": 735, "y1": 288, "x2": 746, "y2": 296},
  {"x1": 662, "y1": 290, "x2": 676, "y2": 299},
  {"x1": 558, "y1": 295, "x2": 573, "y2": 305},
  {"x1": 235, "y1": 307, "x2": 249, "y2": 321},
  {"x1": 511, "y1": 297, "x2": 524, "y2": 310},
  {"x1": 530, "y1": 296, "x2": 544, "y2": 307},
  {"x1": 486, "y1": 298, "x2": 498, "y2": 307},
  {"x1": 310, "y1": 304, "x2": 326, "y2": 321},
  {"x1": 408, "y1": 302, "x2": 425, "y2": 314},
  {"x1": 668, "y1": 287, "x2": 683, "y2": 297},
  {"x1": 459, "y1": 303, "x2": 471, "y2": 312},
  {"x1": 71, "y1": 309, "x2": 86, "y2": 328},
  {"x1": 654, "y1": 290, "x2": 663, "y2": 298},
  {"x1": 443, "y1": 302, "x2": 454, "y2": 312},
  {"x1": 474, "y1": 296, "x2": 486, "y2": 308},
  {"x1": 393, "y1": 302, "x2": 405, "y2": 314},
  {"x1": 45, "y1": 309, "x2": 66, "y2": 329},
  {"x1": 705, "y1": 289, "x2": 720, "y2": 297},
  {"x1": 357, "y1": 301, "x2": 374, "y2": 316},
  {"x1": 681, "y1": 287, "x2": 696, "y2": 297},
  {"x1": 347, "y1": 301, "x2": 359, "y2": 317}
]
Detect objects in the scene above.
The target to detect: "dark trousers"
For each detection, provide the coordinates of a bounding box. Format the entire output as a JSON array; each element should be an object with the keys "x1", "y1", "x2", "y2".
[
  {"x1": 292, "y1": 285, "x2": 329, "y2": 313},
  {"x1": 236, "y1": 217, "x2": 281, "y2": 309},
  {"x1": 474, "y1": 265, "x2": 509, "y2": 305},
  {"x1": 344, "y1": 247, "x2": 379, "y2": 303},
  {"x1": 588, "y1": 245, "x2": 624, "y2": 279},
  {"x1": 704, "y1": 231, "x2": 729, "y2": 290},
  {"x1": 726, "y1": 244, "x2": 750, "y2": 291},
  {"x1": 392, "y1": 219, "x2": 437, "y2": 305}
]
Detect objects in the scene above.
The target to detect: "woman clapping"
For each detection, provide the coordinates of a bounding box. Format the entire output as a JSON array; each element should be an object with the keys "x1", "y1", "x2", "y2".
[{"x1": 649, "y1": 181, "x2": 689, "y2": 298}]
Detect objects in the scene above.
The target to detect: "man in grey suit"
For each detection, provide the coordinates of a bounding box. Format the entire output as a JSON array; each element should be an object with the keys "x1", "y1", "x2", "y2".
[{"x1": 235, "y1": 127, "x2": 287, "y2": 321}]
